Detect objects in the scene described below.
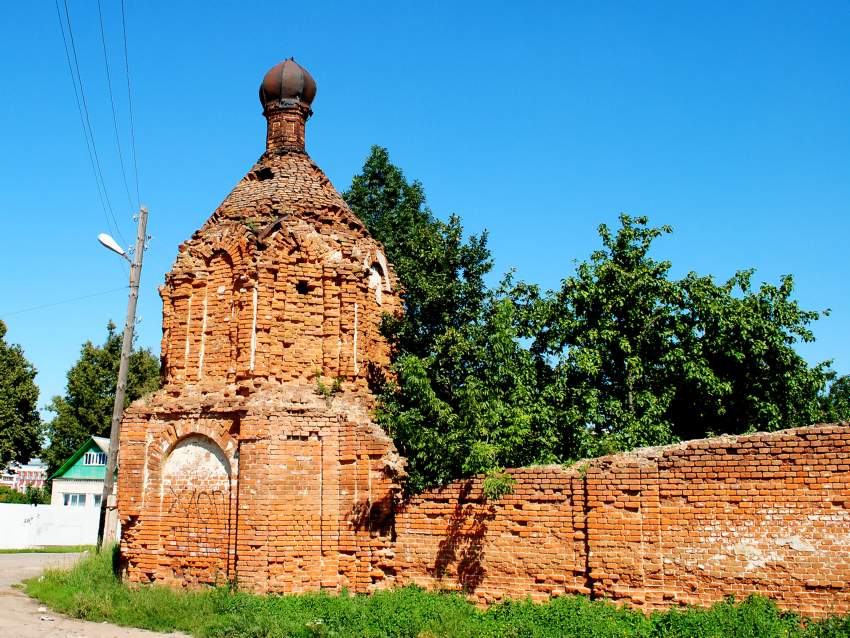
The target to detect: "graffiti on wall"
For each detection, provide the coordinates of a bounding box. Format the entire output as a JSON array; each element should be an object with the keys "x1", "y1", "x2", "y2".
[{"x1": 160, "y1": 434, "x2": 232, "y2": 584}]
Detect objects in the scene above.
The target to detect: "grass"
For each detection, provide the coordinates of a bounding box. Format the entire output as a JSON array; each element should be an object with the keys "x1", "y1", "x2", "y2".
[
  {"x1": 0, "y1": 544, "x2": 94, "y2": 554},
  {"x1": 25, "y1": 548, "x2": 850, "y2": 638}
]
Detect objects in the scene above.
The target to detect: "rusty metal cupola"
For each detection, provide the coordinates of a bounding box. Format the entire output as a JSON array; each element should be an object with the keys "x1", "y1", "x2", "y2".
[
  {"x1": 259, "y1": 57, "x2": 316, "y2": 112},
  {"x1": 259, "y1": 59, "x2": 317, "y2": 154}
]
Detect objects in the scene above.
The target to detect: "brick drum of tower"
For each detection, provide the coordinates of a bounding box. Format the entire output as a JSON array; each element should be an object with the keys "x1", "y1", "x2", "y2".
[{"x1": 117, "y1": 57, "x2": 404, "y2": 593}]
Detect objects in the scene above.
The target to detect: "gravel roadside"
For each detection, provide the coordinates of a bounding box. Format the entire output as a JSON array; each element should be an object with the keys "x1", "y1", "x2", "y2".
[{"x1": 0, "y1": 553, "x2": 188, "y2": 638}]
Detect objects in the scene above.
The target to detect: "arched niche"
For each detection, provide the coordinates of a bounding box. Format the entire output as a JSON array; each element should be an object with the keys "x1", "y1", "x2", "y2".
[
  {"x1": 200, "y1": 250, "x2": 235, "y2": 381},
  {"x1": 367, "y1": 260, "x2": 391, "y2": 306},
  {"x1": 159, "y1": 434, "x2": 232, "y2": 585}
]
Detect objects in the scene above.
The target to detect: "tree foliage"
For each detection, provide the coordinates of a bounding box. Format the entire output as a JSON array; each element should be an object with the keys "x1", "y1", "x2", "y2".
[
  {"x1": 521, "y1": 215, "x2": 832, "y2": 458},
  {"x1": 347, "y1": 150, "x2": 837, "y2": 493},
  {"x1": 345, "y1": 147, "x2": 553, "y2": 493},
  {"x1": 0, "y1": 320, "x2": 41, "y2": 467},
  {"x1": 821, "y1": 375, "x2": 850, "y2": 423},
  {"x1": 43, "y1": 322, "x2": 161, "y2": 475},
  {"x1": 0, "y1": 485, "x2": 49, "y2": 504},
  {"x1": 345, "y1": 146, "x2": 491, "y2": 357},
  {"x1": 0, "y1": 485, "x2": 30, "y2": 504}
]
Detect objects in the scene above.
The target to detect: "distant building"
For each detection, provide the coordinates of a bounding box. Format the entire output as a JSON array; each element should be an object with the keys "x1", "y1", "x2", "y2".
[
  {"x1": 0, "y1": 458, "x2": 47, "y2": 493},
  {"x1": 0, "y1": 465, "x2": 13, "y2": 489},
  {"x1": 50, "y1": 436, "x2": 112, "y2": 507}
]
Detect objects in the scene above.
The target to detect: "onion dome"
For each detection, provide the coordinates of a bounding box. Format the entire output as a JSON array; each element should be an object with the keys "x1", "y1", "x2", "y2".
[{"x1": 259, "y1": 57, "x2": 317, "y2": 111}]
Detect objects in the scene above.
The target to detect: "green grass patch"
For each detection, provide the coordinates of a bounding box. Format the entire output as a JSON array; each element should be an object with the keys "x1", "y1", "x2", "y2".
[
  {"x1": 0, "y1": 544, "x2": 94, "y2": 554},
  {"x1": 26, "y1": 548, "x2": 850, "y2": 638}
]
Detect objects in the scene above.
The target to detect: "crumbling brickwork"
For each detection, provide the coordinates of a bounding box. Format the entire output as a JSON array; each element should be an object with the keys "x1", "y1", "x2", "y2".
[
  {"x1": 394, "y1": 424, "x2": 850, "y2": 617},
  {"x1": 118, "y1": 58, "x2": 403, "y2": 593},
  {"x1": 119, "y1": 57, "x2": 849, "y2": 617}
]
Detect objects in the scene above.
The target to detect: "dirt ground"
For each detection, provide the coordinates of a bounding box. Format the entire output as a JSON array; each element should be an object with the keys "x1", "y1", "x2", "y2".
[{"x1": 0, "y1": 553, "x2": 187, "y2": 638}]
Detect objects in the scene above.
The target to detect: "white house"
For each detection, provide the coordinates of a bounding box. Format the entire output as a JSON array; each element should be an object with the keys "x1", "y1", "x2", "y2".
[{"x1": 50, "y1": 436, "x2": 111, "y2": 507}]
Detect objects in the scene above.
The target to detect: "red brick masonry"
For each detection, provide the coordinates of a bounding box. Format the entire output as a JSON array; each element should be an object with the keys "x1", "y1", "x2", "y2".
[
  {"x1": 117, "y1": 65, "x2": 404, "y2": 594},
  {"x1": 117, "y1": 58, "x2": 849, "y2": 618},
  {"x1": 395, "y1": 424, "x2": 850, "y2": 617}
]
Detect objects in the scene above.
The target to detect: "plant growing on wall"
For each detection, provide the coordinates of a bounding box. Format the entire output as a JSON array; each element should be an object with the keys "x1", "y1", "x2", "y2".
[{"x1": 313, "y1": 370, "x2": 343, "y2": 402}]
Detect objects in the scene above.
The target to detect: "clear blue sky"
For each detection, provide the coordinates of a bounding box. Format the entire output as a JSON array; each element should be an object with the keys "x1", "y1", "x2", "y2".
[{"x1": 0, "y1": 1, "x2": 848, "y2": 417}]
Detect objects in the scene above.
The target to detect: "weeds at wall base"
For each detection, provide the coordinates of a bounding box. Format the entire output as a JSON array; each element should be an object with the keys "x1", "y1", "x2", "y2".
[
  {"x1": 0, "y1": 544, "x2": 93, "y2": 555},
  {"x1": 25, "y1": 549, "x2": 850, "y2": 638}
]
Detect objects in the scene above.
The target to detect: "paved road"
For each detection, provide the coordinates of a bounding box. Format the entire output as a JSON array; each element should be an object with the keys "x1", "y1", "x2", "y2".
[{"x1": 0, "y1": 553, "x2": 187, "y2": 638}]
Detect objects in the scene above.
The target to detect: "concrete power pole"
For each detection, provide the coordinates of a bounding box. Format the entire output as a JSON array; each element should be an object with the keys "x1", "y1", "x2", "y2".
[{"x1": 97, "y1": 206, "x2": 149, "y2": 549}]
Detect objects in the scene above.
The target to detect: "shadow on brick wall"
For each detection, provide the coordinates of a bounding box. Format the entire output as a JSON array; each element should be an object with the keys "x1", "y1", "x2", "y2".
[
  {"x1": 349, "y1": 491, "x2": 397, "y2": 539},
  {"x1": 433, "y1": 482, "x2": 496, "y2": 594}
]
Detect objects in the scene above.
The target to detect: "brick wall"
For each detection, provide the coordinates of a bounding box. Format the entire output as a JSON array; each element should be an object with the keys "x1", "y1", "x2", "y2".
[
  {"x1": 118, "y1": 60, "x2": 849, "y2": 617},
  {"x1": 393, "y1": 424, "x2": 850, "y2": 617},
  {"x1": 118, "y1": 386, "x2": 403, "y2": 592},
  {"x1": 265, "y1": 104, "x2": 309, "y2": 152}
]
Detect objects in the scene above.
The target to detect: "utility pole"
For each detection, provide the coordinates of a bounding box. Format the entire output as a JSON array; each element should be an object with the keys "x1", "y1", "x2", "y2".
[{"x1": 97, "y1": 205, "x2": 149, "y2": 549}]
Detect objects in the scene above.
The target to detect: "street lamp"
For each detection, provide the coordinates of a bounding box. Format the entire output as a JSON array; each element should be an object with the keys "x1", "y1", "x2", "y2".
[
  {"x1": 97, "y1": 233, "x2": 131, "y2": 262},
  {"x1": 96, "y1": 207, "x2": 149, "y2": 549}
]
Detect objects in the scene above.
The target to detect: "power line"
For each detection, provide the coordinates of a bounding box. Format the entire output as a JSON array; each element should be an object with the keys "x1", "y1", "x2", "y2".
[
  {"x1": 53, "y1": 0, "x2": 114, "y2": 241},
  {"x1": 63, "y1": 0, "x2": 125, "y2": 244},
  {"x1": 120, "y1": 0, "x2": 141, "y2": 209},
  {"x1": 96, "y1": 0, "x2": 134, "y2": 217},
  {"x1": 57, "y1": 0, "x2": 127, "y2": 245},
  {"x1": 0, "y1": 287, "x2": 129, "y2": 319}
]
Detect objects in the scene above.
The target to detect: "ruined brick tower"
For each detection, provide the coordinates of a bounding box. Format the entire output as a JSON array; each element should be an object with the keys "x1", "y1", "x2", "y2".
[{"x1": 118, "y1": 58, "x2": 404, "y2": 592}]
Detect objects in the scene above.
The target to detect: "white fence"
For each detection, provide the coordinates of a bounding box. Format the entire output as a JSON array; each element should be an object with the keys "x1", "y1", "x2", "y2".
[{"x1": 0, "y1": 504, "x2": 105, "y2": 549}]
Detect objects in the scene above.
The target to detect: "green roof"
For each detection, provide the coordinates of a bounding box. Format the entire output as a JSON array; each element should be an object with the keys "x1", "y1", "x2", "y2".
[{"x1": 51, "y1": 436, "x2": 111, "y2": 480}]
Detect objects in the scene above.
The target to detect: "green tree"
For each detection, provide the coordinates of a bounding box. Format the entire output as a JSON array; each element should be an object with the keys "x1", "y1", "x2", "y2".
[
  {"x1": 346, "y1": 150, "x2": 834, "y2": 490},
  {"x1": 821, "y1": 375, "x2": 850, "y2": 422},
  {"x1": 377, "y1": 281, "x2": 556, "y2": 493},
  {"x1": 524, "y1": 215, "x2": 833, "y2": 458},
  {"x1": 24, "y1": 485, "x2": 50, "y2": 504},
  {"x1": 42, "y1": 322, "x2": 160, "y2": 475},
  {"x1": 345, "y1": 146, "x2": 491, "y2": 358},
  {"x1": 0, "y1": 320, "x2": 41, "y2": 467},
  {"x1": 0, "y1": 485, "x2": 30, "y2": 504},
  {"x1": 0, "y1": 485, "x2": 49, "y2": 504},
  {"x1": 672, "y1": 269, "x2": 830, "y2": 439},
  {"x1": 345, "y1": 147, "x2": 553, "y2": 492},
  {"x1": 515, "y1": 216, "x2": 682, "y2": 457}
]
